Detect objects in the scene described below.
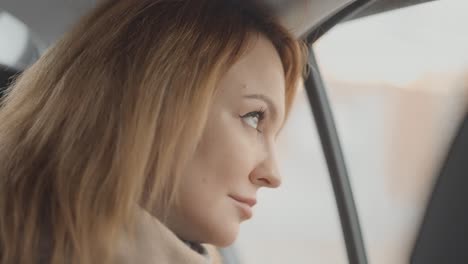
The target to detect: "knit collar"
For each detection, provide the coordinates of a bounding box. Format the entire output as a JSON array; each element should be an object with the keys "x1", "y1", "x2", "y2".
[{"x1": 115, "y1": 209, "x2": 211, "y2": 264}]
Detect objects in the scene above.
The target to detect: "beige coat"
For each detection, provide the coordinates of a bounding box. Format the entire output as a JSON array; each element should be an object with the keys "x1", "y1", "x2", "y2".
[{"x1": 115, "y1": 210, "x2": 223, "y2": 264}]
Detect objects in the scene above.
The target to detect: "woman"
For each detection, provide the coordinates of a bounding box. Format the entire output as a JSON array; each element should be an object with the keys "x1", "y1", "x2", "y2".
[{"x1": 0, "y1": 0, "x2": 306, "y2": 263}]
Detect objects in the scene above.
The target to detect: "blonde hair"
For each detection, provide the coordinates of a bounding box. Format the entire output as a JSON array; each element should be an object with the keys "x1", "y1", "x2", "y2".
[{"x1": 0, "y1": 0, "x2": 307, "y2": 263}]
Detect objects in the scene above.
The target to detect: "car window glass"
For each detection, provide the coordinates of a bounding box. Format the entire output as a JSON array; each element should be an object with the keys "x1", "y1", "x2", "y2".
[
  {"x1": 314, "y1": 1, "x2": 468, "y2": 263},
  {"x1": 0, "y1": 10, "x2": 40, "y2": 69}
]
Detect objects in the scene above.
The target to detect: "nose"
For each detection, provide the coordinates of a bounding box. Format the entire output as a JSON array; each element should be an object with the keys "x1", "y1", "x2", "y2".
[{"x1": 249, "y1": 144, "x2": 282, "y2": 188}]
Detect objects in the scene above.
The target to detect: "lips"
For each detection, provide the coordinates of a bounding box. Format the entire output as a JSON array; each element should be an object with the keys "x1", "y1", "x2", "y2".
[{"x1": 229, "y1": 195, "x2": 257, "y2": 207}]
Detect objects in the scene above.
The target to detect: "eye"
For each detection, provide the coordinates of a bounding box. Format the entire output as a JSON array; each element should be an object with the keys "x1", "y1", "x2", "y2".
[{"x1": 240, "y1": 109, "x2": 266, "y2": 133}]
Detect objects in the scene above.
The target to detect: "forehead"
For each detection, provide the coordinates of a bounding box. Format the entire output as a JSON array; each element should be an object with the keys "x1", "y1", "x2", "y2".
[{"x1": 217, "y1": 35, "x2": 286, "y2": 111}]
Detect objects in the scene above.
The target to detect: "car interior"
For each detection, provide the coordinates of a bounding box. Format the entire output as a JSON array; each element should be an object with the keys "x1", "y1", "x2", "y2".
[{"x1": 1, "y1": 0, "x2": 466, "y2": 263}]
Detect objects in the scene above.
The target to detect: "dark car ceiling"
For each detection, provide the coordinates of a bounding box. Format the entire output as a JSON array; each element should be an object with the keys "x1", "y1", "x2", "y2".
[
  {"x1": 1, "y1": 0, "x2": 437, "y2": 48},
  {"x1": 0, "y1": 0, "x2": 355, "y2": 45}
]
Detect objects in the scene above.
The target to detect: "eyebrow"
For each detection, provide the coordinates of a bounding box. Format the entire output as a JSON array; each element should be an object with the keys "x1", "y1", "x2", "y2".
[{"x1": 243, "y1": 93, "x2": 279, "y2": 121}]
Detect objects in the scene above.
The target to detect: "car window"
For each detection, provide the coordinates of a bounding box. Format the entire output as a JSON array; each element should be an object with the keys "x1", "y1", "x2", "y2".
[
  {"x1": 314, "y1": 0, "x2": 468, "y2": 263},
  {"x1": 0, "y1": 10, "x2": 40, "y2": 69}
]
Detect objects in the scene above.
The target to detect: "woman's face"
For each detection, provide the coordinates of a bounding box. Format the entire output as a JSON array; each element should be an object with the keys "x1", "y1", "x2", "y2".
[{"x1": 168, "y1": 35, "x2": 286, "y2": 247}]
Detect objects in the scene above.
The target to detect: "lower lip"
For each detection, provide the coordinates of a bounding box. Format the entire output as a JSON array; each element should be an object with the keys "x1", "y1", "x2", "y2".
[{"x1": 230, "y1": 198, "x2": 253, "y2": 219}]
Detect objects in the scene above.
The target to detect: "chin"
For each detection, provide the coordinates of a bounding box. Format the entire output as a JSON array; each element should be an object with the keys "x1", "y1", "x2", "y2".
[{"x1": 206, "y1": 221, "x2": 240, "y2": 247}]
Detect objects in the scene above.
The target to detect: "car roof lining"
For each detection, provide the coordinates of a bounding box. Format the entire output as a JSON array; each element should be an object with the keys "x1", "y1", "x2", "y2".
[{"x1": 1, "y1": 0, "x2": 437, "y2": 47}]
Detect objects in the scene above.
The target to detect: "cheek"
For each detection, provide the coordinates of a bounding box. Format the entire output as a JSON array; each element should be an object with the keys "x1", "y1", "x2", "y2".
[
  {"x1": 201, "y1": 114, "x2": 258, "y2": 180},
  {"x1": 171, "y1": 111, "x2": 262, "y2": 244}
]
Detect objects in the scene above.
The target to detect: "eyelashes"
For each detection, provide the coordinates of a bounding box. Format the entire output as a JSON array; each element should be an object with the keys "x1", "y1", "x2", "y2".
[{"x1": 240, "y1": 107, "x2": 266, "y2": 133}]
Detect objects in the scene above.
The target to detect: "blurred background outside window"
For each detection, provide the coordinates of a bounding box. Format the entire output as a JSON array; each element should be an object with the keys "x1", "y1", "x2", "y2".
[
  {"x1": 236, "y1": 1, "x2": 468, "y2": 263},
  {"x1": 0, "y1": 9, "x2": 40, "y2": 69}
]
